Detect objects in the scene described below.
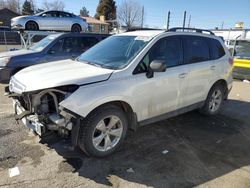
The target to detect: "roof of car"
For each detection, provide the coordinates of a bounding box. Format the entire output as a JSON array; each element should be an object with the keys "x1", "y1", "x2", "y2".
[{"x1": 117, "y1": 30, "x2": 165, "y2": 37}]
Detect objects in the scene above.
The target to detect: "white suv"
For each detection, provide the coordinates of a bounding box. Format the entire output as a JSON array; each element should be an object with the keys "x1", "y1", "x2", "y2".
[{"x1": 8, "y1": 28, "x2": 233, "y2": 157}]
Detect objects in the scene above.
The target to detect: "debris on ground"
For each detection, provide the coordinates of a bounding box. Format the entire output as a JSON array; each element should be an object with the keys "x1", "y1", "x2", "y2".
[
  {"x1": 126, "y1": 168, "x2": 135, "y2": 173},
  {"x1": 9, "y1": 167, "x2": 20, "y2": 177},
  {"x1": 243, "y1": 79, "x2": 250, "y2": 84},
  {"x1": 162, "y1": 149, "x2": 169, "y2": 155}
]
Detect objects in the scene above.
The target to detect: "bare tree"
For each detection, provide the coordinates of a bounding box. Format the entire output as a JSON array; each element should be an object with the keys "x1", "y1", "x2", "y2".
[
  {"x1": 43, "y1": 0, "x2": 65, "y2": 11},
  {"x1": 0, "y1": 0, "x2": 21, "y2": 13},
  {"x1": 117, "y1": 0, "x2": 143, "y2": 29}
]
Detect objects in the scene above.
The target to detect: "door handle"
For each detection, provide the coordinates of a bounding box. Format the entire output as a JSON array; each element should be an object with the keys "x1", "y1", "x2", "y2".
[
  {"x1": 210, "y1": 65, "x2": 216, "y2": 70},
  {"x1": 179, "y1": 73, "x2": 187, "y2": 79}
]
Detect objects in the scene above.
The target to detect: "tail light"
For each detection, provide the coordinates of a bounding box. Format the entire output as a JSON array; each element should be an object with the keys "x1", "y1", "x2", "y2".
[{"x1": 228, "y1": 57, "x2": 234, "y2": 66}]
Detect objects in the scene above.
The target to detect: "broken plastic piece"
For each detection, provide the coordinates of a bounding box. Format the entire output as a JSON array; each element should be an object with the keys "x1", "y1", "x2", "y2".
[
  {"x1": 127, "y1": 168, "x2": 135, "y2": 173},
  {"x1": 162, "y1": 149, "x2": 169, "y2": 154},
  {"x1": 9, "y1": 167, "x2": 20, "y2": 177}
]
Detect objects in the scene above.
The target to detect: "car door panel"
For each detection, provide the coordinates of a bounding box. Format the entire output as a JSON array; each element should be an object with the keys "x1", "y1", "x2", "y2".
[{"x1": 132, "y1": 36, "x2": 186, "y2": 121}]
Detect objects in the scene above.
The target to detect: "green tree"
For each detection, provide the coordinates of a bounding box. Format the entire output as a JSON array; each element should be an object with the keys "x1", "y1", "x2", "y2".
[
  {"x1": 80, "y1": 6, "x2": 89, "y2": 17},
  {"x1": 95, "y1": 0, "x2": 116, "y2": 20},
  {"x1": 22, "y1": 0, "x2": 34, "y2": 15}
]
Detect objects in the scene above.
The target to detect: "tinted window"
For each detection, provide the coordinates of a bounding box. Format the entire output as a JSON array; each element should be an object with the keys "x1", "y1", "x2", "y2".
[
  {"x1": 134, "y1": 36, "x2": 182, "y2": 74},
  {"x1": 62, "y1": 37, "x2": 80, "y2": 53},
  {"x1": 50, "y1": 39, "x2": 63, "y2": 53},
  {"x1": 79, "y1": 37, "x2": 99, "y2": 51},
  {"x1": 209, "y1": 38, "x2": 225, "y2": 60},
  {"x1": 183, "y1": 36, "x2": 210, "y2": 64}
]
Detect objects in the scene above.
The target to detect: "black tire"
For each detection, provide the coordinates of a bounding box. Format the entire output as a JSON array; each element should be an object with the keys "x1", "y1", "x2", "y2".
[
  {"x1": 71, "y1": 24, "x2": 81, "y2": 32},
  {"x1": 78, "y1": 105, "x2": 128, "y2": 157},
  {"x1": 25, "y1": 21, "x2": 39, "y2": 31},
  {"x1": 199, "y1": 84, "x2": 225, "y2": 116}
]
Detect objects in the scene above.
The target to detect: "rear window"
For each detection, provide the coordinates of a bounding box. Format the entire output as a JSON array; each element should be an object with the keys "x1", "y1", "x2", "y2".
[
  {"x1": 209, "y1": 38, "x2": 225, "y2": 60},
  {"x1": 183, "y1": 36, "x2": 210, "y2": 64}
]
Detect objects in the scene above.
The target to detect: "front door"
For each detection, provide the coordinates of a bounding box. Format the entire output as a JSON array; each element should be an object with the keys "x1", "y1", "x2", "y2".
[{"x1": 132, "y1": 36, "x2": 188, "y2": 121}]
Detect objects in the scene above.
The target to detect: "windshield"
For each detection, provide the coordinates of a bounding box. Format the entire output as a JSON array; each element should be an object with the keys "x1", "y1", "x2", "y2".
[
  {"x1": 230, "y1": 40, "x2": 250, "y2": 60},
  {"x1": 29, "y1": 35, "x2": 60, "y2": 52},
  {"x1": 77, "y1": 35, "x2": 151, "y2": 69}
]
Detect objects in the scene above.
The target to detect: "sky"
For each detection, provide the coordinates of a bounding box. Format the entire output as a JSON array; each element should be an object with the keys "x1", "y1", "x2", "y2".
[{"x1": 34, "y1": 0, "x2": 250, "y2": 29}]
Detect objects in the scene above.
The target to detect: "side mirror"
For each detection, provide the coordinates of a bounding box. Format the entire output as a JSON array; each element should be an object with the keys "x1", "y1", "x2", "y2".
[
  {"x1": 150, "y1": 60, "x2": 167, "y2": 72},
  {"x1": 146, "y1": 60, "x2": 166, "y2": 78}
]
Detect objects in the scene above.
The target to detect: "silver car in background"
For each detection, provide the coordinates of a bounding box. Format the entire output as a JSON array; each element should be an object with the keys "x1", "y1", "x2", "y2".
[{"x1": 11, "y1": 10, "x2": 88, "y2": 32}]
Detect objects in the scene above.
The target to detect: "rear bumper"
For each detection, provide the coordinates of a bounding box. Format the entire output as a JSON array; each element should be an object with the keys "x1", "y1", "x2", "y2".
[
  {"x1": 13, "y1": 99, "x2": 44, "y2": 135},
  {"x1": 0, "y1": 67, "x2": 12, "y2": 84},
  {"x1": 233, "y1": 67, "x2": 250, "y2": 80}
]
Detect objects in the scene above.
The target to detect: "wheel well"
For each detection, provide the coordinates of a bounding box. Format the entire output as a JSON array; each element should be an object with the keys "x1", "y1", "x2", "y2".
[
  {"x1": 25, "y1": 21, "x2": 39, "y2": 29},
  {"x1": 87, "y1": 101, "x2": 138, "y2": 131},
  {"x1": 72, "y1": 24, "x2": 82, "y2": 30},
  {"x1": 211, "y1": 79, "x2": 228, "y2": 99}
]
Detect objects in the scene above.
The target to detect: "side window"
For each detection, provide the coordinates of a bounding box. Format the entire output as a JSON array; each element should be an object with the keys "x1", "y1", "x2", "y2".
[
  {"x1": 183, "y1": 36, "x2": 210, "y2": 64},
  {"x1": 209, "y1": 38, "x2": 225, "y2": 60},
  {"x1": 62, "y1": 37, "x2": 79, "y2": 53},
  {"x1": 42, "y1": 11, "x2": 58, "y2": 17},
  {"x1": 59, "y1": 12, "x2": 72, "y2": 18},
  {"x1": 134, "y1": 36, "x2": 182, "y2": 74},
  {"x1": 79, "y1": 37, "x2": 99, "y2": 52},
  {"x1": 49, "y1": 39, "x2": 63, "y2": 53}
]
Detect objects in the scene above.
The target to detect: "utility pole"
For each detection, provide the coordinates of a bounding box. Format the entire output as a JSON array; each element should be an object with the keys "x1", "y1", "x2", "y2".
[
  {"x1": 183, "y1": 11, "x2": 187, "y2": 30},
  {"x1": 166, "y1": 11, "x2": 170, "y2": 29},
  {"x1": 188, "y1": 15, "x2": 191, "y2": 28},
  {"x1": 141, "y1": 6, "x2": 144, "y2": 28}
]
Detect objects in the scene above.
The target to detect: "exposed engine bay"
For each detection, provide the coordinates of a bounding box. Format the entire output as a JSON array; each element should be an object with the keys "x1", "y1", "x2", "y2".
[{"x1": 10, "y1": 85, "x2": 79, "y2": 137}]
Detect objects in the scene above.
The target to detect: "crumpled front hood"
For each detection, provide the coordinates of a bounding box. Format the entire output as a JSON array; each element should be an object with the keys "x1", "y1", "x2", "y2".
[
  {"x1": 11, "y1": 59, "x2": 114, "y2": 93},
  {"x1": 0, "y1": 49, "x2": 35, "y2": 58}
]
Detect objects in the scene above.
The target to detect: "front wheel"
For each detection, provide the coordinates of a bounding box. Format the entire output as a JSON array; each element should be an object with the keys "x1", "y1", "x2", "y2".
[
  {"x1": 78, "y1": 105, "x2": 128, "y2": 157},
  {"x1": 200, "y1": 85, "x2": 224, "y2": 115}
]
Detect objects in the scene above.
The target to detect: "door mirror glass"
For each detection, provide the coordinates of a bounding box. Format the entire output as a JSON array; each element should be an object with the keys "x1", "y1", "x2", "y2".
[{"x1": 150, "y1": 60, "x2": 167, "y2": 72}]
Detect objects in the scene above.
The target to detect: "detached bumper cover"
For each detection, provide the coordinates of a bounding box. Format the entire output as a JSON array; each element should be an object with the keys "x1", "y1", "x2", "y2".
[{"x1": 13, "y1": 99, "x2": 44, "y2": 136}]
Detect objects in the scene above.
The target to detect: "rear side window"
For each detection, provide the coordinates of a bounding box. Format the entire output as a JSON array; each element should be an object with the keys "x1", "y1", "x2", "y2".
[
  {"x1": 209, "y1": 38, "x2": 225, "y2": 59},
  {"x1": 183, "y1": 36, "x2": 210, "y2": 64}
]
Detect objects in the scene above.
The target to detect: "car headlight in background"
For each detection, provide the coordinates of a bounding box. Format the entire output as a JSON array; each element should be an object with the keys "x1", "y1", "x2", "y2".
[{"x1": 0, "y1": 57, "x2": 10, "y2": 66}]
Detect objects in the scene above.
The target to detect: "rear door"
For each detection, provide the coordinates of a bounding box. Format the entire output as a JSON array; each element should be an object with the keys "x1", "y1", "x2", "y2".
[
  {"x1": 181, "y1": 35, "x2": 213, "y2": 106},
  {"x1": 57, "y1": 11, "x2": 73, "y2": 31}
]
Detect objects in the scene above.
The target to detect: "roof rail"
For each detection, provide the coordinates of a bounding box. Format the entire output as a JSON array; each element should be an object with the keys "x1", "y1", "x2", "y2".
[
  {"x1": 167, "y1": 27, "x2": 215, "y2": 35},
  {"x1": 126, "y1": 27, "x2": 163, "y2": 32}
]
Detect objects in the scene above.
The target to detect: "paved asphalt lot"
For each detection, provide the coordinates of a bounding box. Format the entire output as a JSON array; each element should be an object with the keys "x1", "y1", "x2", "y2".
[{"x1": 0, "y1": 81, "x2": 250, "y2": 188}]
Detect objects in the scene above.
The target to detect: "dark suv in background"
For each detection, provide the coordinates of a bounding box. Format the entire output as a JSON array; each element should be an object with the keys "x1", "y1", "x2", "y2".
[{"x1": 0, "y1": 32, "x2": 109, "y2": 83}]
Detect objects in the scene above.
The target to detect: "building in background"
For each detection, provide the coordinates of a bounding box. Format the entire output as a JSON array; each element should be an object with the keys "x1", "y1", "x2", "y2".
[
  {"x1": 0, "y1": 8, "x2": 20, "y2": 28},
  {"x1": 82, "y1": 16, "x2": 109, "y2": 34}
]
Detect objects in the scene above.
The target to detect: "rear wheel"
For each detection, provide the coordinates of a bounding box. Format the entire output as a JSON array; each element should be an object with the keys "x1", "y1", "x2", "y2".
[
  {"x1": 71, "y1": 24, "x2": 81, "y2": 32},
  {"x1": 25, "y1": 21, "x2": 39, "y2": 31},
  {"x1": 200, "y1": 85, "x2": 224, "y2": 115},
  {"x1": 78, "y1": 105, "x2": 128, "y2": 157}
]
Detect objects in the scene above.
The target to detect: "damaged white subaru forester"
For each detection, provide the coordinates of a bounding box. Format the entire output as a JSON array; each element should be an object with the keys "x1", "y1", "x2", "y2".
[{"x1": 7, "y1": 28, "x2": 233, "y2": 157}]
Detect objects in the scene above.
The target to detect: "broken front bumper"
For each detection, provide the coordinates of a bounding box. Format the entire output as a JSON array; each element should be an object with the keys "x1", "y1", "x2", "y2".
[{"x1": 13, "y1": 99, "x2": 44, "y2": 136}]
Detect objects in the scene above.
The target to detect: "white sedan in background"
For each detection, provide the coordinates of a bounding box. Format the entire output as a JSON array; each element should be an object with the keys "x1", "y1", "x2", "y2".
[{"x1": 11, "y1": 10, "x2": 88, "y2": 32}]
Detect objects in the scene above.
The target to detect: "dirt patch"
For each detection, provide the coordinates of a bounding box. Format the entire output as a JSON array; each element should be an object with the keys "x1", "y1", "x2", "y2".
[
  {"x1": 0, "y1": 144, "x2": 45, "y2": 169},
  {"x1": 0, "y1": 129, "x2": 13, "y2": 137}
]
